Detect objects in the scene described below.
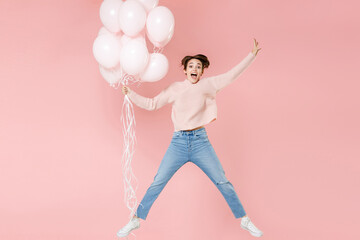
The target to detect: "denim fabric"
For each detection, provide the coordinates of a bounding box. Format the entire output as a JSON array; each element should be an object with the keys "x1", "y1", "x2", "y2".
[{"x1": 135, "y1": 127, "x2": 246, "y2": 220}]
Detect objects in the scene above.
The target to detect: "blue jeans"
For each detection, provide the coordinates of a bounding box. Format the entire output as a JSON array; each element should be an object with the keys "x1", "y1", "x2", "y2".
[{"x1": 135, "y1": 127, "x2": 246, "y2": 220}]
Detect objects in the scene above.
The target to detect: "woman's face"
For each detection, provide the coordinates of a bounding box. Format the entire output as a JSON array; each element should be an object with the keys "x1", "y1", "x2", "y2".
[{"x1": 184, "y1": 59, "x2": 203, "y2": 84}]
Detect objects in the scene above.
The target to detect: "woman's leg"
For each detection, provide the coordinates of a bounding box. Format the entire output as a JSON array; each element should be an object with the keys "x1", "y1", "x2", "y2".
[
  {"x1": 135, "y1": 133, "x2": 188, "y2": 220},
  {"x1": 191, "y1": 131, "x2": 246, "y2": 218}
]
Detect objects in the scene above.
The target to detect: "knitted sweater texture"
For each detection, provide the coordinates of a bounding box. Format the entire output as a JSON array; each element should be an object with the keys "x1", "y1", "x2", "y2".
[{"x1": 128, "y1": 52, "x2": 256, "y2": 131}]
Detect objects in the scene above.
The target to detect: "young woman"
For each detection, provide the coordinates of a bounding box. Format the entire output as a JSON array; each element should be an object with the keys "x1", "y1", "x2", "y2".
[{"x1": 117, "y1": 39, "x2": 263, "y2": 238}]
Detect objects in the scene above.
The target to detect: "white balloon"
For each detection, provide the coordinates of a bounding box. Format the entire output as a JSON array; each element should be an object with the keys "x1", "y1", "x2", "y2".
[
  {"x1": 118, "y1": 0, "x2": 147, "y2": 37},
  {"x1": 120, "y1": 32, "x2": 146, "y2": 47},
  {"x1": 100, "y1": 0, "x2": 123, "y2": 33},
  {"x1": 98, "y1": 27, "x2": 123, "y2": 48},
  {"x1": 137, "y1": 0, "x2": 158, "y2": 12},
  {"x1": 98, "y1": 26, "x2": 112, "y2": 36},
  {"x1": 120, "y1": 39, "x2": 149, "y2": 76},
  {"x1": 146, "y1": 6, "x2": 175, "y2": 48},
  {"x1": 140, "y1": 53, "x2": 169, "y2": 82},
  {"x1": 99, "y1": 64, "x2": 123, "y2": 86},
  {"x1": 93, "y1": 34, "x2": 122, "y2": 68},
  {"x1": 98, "y1": 26, "x2": 124, "y2": 38}
]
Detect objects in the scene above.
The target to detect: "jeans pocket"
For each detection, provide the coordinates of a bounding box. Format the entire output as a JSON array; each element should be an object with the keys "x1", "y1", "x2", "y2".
[
  {"x1": 173, "y1": 132, "x2": 181, "y2": 137},
  {"x1": 195, "y1": 134, "x2": 208, "y2": 143}
]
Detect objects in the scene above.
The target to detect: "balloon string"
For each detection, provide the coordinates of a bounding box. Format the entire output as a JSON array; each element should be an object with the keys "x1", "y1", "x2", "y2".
[
  {"x1": 120, "y1": 89, "x2": 138, "y2": 221},
  {"x1": 118, "y1": 80, "x2": 139, "y2": 240},
  {"x1": 153, "y1": 46, "x2": 164, "y2": 53},
  {"x1": 111, "y1": 72, "x2": 143, "y2": 89}
]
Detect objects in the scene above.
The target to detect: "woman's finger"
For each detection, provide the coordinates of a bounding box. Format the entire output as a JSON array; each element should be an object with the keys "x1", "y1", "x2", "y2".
[{"x1": 122, "y1": 86, "x2": 127, "y2": 95}]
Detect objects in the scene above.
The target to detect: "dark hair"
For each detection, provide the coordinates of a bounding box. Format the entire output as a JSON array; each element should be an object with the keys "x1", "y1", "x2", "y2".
[{"x1": 181, "y1": 54, "x2": 210, "y2": 71}]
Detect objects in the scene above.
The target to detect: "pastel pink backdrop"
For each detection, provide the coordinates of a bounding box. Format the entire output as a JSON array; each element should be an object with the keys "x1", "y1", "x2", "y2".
[{"x1": 0, "y1": 0, "x2": 359, "y2": 239}]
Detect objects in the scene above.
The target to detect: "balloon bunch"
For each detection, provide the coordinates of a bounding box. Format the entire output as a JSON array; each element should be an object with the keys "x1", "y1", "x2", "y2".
[
  {"x1": 93, "y1": 0, "x2": 175, "y2": 86},
  {"x1": 92, "y1": 0, "x2": 175, "y2": 220}
]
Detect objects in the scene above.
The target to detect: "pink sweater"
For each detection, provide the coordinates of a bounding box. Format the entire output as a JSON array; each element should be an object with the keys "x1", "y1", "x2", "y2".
[{"x1": 128, "y1": 52, "x2": 256, "y2": 131}]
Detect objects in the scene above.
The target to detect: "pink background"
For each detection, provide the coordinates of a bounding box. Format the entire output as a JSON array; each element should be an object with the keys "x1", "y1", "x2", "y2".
[{"x1": 1, "y1": 0, "x2": 359, "y2": 239}]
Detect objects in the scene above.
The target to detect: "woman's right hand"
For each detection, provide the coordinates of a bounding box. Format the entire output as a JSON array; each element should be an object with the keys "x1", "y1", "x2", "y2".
[
  {"x1": 251, "y1": 38, "x2": 261, "y2": 56},
  {"x1": 122, "y1": 86, "x2": 130, "y2": 95}
]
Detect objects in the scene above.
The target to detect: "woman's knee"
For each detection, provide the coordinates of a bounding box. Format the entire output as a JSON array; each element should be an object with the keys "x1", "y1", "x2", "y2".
[
  {"x1": 215, "y1": 179, "x2": 230, "y2": 186},
  {"x1": 215, "y1": 179, "x2": 235, "y2": 191}
]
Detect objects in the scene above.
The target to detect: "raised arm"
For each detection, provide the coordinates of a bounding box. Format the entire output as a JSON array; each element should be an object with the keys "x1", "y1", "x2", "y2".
[
  {"x1": 122, "y1": 85, "x2": 172, "y2": 111},
  {"x1": 208, "y1": 39, "x2": 261, "y2": 92}
]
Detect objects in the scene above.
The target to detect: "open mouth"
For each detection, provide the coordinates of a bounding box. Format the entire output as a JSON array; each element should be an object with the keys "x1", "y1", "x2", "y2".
[{"x1": 190, "y1": 73, "x2": 197, "y2": 80}]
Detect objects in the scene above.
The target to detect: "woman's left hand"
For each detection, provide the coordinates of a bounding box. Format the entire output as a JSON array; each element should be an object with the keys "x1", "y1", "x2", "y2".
[{"x1": 251, "y1": 38, "x2": 261, "y2": 56}]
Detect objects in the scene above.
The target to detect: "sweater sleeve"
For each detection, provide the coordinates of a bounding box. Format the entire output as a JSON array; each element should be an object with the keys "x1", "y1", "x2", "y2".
[
  {"x1": 208, "y1": 52, "x2": 256, "y2": 92},
  {"x1": 127, "y1": 85, "x2": 173, "y2": 111}
]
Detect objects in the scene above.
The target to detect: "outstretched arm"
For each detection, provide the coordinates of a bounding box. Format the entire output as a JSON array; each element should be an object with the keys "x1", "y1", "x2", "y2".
[
  {"x1": 209, "y1": 39, "x2": 261, "y2": 92},
  {"x1": 122, "y1": 86, "x2": 172, "y2": 111}
]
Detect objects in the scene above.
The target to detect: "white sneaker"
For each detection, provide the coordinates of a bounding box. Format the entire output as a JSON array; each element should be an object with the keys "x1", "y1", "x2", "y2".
[
  {"x1": 241, "y1": 216, "x2": 263, "y2": 237},
  {"x1": 117, "y1": 217, "x2": 140, "y2": 238}
]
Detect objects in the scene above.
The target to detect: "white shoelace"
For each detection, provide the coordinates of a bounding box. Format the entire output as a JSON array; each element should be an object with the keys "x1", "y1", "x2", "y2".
[
  {"x1": 248, "y1": 221, "x2": 259, "y2": 232},
  {"x1": 243, "y1": 217, "x2": 260, "y2": 233},
  {"x1": 121, "y1": 218, "x2": 139, "y2": 232}
]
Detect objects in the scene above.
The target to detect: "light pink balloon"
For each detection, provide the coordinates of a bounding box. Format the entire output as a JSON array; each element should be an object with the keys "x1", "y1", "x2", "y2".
[
  {"x1": 93, "y1": 34, "x2": 122, "y2": 68},
  {"x1": 98, "y1": 26, "x2": 123, "y2": 39},
  {"x1": 140, "y1": 53, "x2": 169, "y2": 82},
  {"x1": 118, "y1": 0, "x2": 147, "y2": 37},
  {"x1": 146, "y1": 6, "x2": 175, "y2": 48},
  {"x1": 99, "y1": 64, "x2": 123, "y2": 86},
  {"x1": 120, "y1": 39, "x2": 149, "y2": 76},
  {"x1": 98, "y1": 26, "x2": 112, "y2": 36},
  {"x1": 100, "y1": 0, "x2": 123, "y2": 33},
  {"x1": 137, "y1": 0, "x2": 158, "y2": 12},
  {"x1": 120, "y1": 32, "x2": 146, "y2": 47}
]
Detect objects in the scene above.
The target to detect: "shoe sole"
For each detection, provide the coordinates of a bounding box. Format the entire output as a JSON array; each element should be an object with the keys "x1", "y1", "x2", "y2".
[
  {"x1": 241, "y1": 225, "x2": 263, "y2": 237},
  {"x1": 116, "y1": 225, "x2": 140, "y2": 238}
]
